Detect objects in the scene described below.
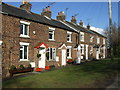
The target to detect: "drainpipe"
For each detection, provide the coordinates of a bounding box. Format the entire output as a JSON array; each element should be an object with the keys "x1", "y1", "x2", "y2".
[{"x1": 76, "y1": 31, "x2": 81, "y2": 64}]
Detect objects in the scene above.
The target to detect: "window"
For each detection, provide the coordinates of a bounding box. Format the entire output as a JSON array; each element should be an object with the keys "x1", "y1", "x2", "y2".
[
  {"x1": 103, "y1": 39, "x2": 105, "y2": 44},
  {"x1": 90, "y1": 36, "x2": 94, "y2": 42},
  {"x1": 90, "y1": 46, "x2": 93, "y2": 55},
  {"x1": 81, "y1": 44, "x2": 84, "y2": 54},
  {"x1": 20, "y1": 21, "x2": 30, "y2": 38},
  {"x1": 48, "y1": 27, "x2": 55, "y2": 40},
  {"x1": 97, "y1": 37, "x2": 100, "y2": 44},
  {"x1": 67, "y1": 31, "x2": 72, "y2": 42},
  {"x1": 20, "y1": 42, "x2": 29, "y2": 61},
  {"x1": 80, "y1": 32, "x2": 84, "y2": 42},
  {"x1": 67, "y1": 46, "x2": 72, "y2": 59},
  {"x1": 46, "y1": 48, "x2": 56, "y2": 61}
]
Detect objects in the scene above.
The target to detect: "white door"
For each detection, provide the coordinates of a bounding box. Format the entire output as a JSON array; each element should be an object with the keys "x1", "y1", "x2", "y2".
[
  {"x1": 103, "y1": 46, "x2": 106, "y2": 58},
  {"x1": 96, "y1": 48, "x2": 99, "y2": 59},
  {"x1": 38, "y1": 47, "x2": 46, "y2": 68},
  {"x1": 62, "y1": 49, "x2": 66, "y2": 66},
  {"x1": 86, "y1": 45, "x2": 88, "y2": 60}
]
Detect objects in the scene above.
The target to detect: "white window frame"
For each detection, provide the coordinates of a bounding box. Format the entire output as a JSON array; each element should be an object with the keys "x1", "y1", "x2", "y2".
[
  {"x1": 20, "y1": 21, "x2": 30, "y2": 38},
  {"x1": 81, "y1": 44, "x2": 84, "y2": 54},
  {"x1": 20, "y1": 42, "x2": 29, "y2": 61},
  {"x1": 0, "y1": 41, "x2": 2, "y2": 45},
  {"x1": 67, "y1": 31, "x2": 72, "y2": 42},
  {"x1": 90, "y1": 46, "x2": 93, "y2": 55},
  {"x1": 67, "y1": 46, "x2": 72, "y2": 59},
  {"x1": 80, "y1": 32, "x2": 84, "y2": 42},
  {"x1": 103, "y1": 38, "x2": 105, "y2": 44},
  {"x1": 97, "y1": 37, "x2": 100, "y2": 44},
  {"x1": 90, "y1": 36, "x2": 94, "y2": 42},
  {"x1": 48, "y1": 27, "x2": 55, "y2": 41},
  {"x1": 46, "y1": 48, "x2": 56, "y2": 61}
]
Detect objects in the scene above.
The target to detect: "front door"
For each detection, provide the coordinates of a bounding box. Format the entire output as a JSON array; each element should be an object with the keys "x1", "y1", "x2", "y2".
[
  {"x1": 96, "y1": 48, "x2": 99, "y2": 60},
  {"x1": 38, "y1": 47, "x2": 46, "y2": 68},
  {"x1": 62, "y1": 49, "x2": 66, "y2": 66},
  {"x1": 86, "y1": 45, "x2": 88, "y2": 60}
]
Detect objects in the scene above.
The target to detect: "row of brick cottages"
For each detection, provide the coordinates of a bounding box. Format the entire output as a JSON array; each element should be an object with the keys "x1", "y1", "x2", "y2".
[{"x1": 0, "y1": 2, "x2": 107, "y2": 77}]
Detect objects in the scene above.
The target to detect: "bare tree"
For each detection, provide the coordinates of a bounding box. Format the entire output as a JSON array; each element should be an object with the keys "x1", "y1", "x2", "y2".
[{"x1": 104, "y1": 22, "x2": 120, "y2": 57}]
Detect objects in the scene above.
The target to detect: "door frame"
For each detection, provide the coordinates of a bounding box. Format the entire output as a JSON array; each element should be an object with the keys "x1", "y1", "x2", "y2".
[
  {"x1": 38, "y1": 47, "x2": 46, "y2": 68},
  {"x1": 86, "y1": 45, "x2": 88, "y2": 60},
  {"x1": 61, "y1": 49, "x2": 66, "y2": 66}
]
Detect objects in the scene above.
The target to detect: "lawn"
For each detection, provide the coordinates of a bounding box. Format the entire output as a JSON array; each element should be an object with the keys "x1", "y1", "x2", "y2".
[{"x1": 3, "y1": 58, "x2": 120, "y2": 88}]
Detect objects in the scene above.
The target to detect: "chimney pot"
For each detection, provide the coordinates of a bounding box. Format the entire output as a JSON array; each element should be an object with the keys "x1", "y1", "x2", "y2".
[
  {"x1": 20, "y1": 0, "x2": 32, "y2": 12},
  {"x1": 56, "y1": 11, "x2": 66, "y2": 21},
  {"x1": 79, "y1": 20, "x2": 83, "y2": 26},
  {"x1": 71, "y1": 16, "x2": 76, "y2": 24},
  {"x1": 41, "y1": 6, "x2": 52, "y2": 18},
  {"x1": 87, "y1": 24, "x2": 90, "y2": 30}
]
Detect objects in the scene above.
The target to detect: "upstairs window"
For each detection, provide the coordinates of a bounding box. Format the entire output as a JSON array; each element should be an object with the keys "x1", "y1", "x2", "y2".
[
  {"x1": 20, "y1": 21, "x2": 30, "y2": 38},
  {"x1": 67, "y1": 31, "x2": 72, "y2": 42},
  {"x1": 97, "y1": 37, "x2": 100, "y2": 44},
  {"x1": 90, "y1": 36, "x2": 94, "y2": 42},
  {"x1": 103, "y1": 39, "x2": 105, "y2": 44},
  {"x1": 80, "y1": 32, "x2": 84, "y2": 42},
  {"x1": 46, "y1": 48, "x2": 56, "y2": 61},
  {"x1": 48, "y1": 27, "x2": 55, "y2": 41}
]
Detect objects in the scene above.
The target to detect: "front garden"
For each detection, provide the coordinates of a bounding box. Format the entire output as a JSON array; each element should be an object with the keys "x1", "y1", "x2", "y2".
[{"x1": 3, "y1": 58, "x2": 120, "y2": 88}]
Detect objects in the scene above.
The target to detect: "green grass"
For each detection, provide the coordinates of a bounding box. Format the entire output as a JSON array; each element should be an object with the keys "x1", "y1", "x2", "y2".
[{"x1": 3, "y1": 58, "x2": 120, "y2": 88}]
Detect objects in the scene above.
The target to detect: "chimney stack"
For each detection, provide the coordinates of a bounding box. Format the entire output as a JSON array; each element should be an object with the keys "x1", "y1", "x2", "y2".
[
  {"x1": 87, "y1": 24, "x2": 90, "y2": 30},
  {"x1": 56, "y1": 11, "x2": 66, "y2": 21},
  {"x1": 79, "y1": 20, "x2": 83, "y2": 26},
  {"x1": 71, "y1": 16, "x2": 76, "y2": 24},
  {"x1": 41, "y1": 6, "x2": 52, "y2": 18},
  {"x1": 20, "y1": 0, "x2": 32, "y2": 12}
]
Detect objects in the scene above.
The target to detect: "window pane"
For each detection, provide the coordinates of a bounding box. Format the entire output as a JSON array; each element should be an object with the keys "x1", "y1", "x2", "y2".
[
  {"x1": 20, "y1": 50, "x2": 23, "y2": 59},
  {"x1": 49, "y1": 31, "x2": 53, "y2": 39},
  {"x1": 67, "y1": 34, "x2": 71, "y2": 41},
  {"x1": 24, "y1": 25, "x2": 28, "y2": 35},
  {"x1": 24, "y1": 46, "x2": 27, "y2": 59},
  {"x1": 67, "y1": 49, "x2": 69, "y2": 57},
  {"x1": 53, "y1": 48, "x2": 56, "y2": 60},
  {"x1": 50, "y1": 48, "x2": 52, "y2": 60},
  {"x1": 20, "y1": 24, "x2": 23, "y2": 34}
]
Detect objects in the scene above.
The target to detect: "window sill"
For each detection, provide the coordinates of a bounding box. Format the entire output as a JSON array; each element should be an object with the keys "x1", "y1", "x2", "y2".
[
  {"x1": 80, "y1": 40, "x2": 84, "y2": 42},
  {"x1": 47, "y1": 60, "x2": 56, "y2": 62},
  {"x1": 67, "y1": 57, "x2": 72, "y2": 59},
  {"x1": 20, "y1": 59, "x2": 29, "y2": 61},
  {"x1": 67, "y1": 41, "x2": 72, "y2": 43},
  {"x1": 20, "y1": 35, "x2": 30, "y2": 38},
  {"x1": 48, "y1": 39, "x2": 55, "y2": 41}
]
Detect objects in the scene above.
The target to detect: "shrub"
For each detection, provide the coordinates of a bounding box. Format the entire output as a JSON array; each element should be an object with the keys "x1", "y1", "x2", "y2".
[
  {"x1": 19, "y1": 65, "x2": 24, "y2": 69},
  {"x1": 37, "y1": 53, "x2": 41, "y2": 58},
  {"x1": 28, "y1": 64, "x2": 32, "y2": 68},
  {"x1": 10, "y1": 65, "x2": 16, "y2": 71}
]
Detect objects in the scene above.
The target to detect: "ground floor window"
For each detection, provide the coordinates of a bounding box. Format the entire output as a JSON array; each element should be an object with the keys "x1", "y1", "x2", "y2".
[
  {"x1": 20, "y1": 42, "x2": 29, "y2": 61},
  {"x1": 46, "y1": 48, "x2": 56, "y2": 61},
  {"x1": 20, "y1": 45, "x2": 28, "y2": 61},
  {"x1": 81, "y1": 44, "x2": 84, "y2": 54},
  {"x1": 67, "y1": 46, "x2": 72, "y2": 59}
]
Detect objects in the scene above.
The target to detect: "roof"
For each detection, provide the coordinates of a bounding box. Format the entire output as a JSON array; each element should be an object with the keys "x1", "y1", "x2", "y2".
[
  {"x1": 1, "y1": 2, "x2": 106, "y2": 38},
  {"x1": 65, "y1": 21, "x2": 95, "y2": 35},
  {"x1": 65, "y1": 21, "x2": 106, "y2": 38},
  {"x1": 1, "y1": 2, "x2": 77, "y2": 33}
]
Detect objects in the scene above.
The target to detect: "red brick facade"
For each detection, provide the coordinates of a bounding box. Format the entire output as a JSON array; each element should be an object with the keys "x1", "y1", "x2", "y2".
[{"x1": 1, "y1": 3, "x2": 107, "y2": 77}]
